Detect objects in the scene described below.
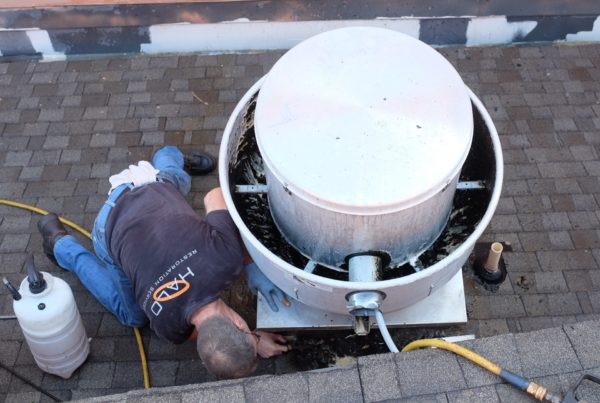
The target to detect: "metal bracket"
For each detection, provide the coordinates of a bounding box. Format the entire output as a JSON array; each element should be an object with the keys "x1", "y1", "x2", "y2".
[
  {"x1": 303, "y1": 260, "x2": 317, "y2": 274},
  {"x1": 234, "y1": 184, "x2": 268, "y2": 193},
  {"x1": 561, "y1": 373, "x2": 600, "y2": 403},
  {"x1": 457, "y1": 181, "x2": 486, "y2": 190}
]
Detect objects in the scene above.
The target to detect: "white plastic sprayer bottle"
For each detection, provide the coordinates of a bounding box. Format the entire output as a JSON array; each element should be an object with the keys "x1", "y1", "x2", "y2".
[{"x1": 3, "y1": 254, "x2": 90, "y2": 379}]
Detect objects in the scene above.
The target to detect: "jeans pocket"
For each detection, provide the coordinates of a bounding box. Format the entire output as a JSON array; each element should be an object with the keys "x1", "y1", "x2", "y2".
[
  {"x1": 92, "y1": 226, "x2": 103, "y2": 245},
  {"x1": 92, "y1": 227, "x2": 110, "y2": 260}
]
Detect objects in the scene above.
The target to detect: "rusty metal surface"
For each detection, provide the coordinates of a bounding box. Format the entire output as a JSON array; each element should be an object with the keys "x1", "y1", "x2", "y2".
[{"x1": 2, "y1": 0, "x2": 600, "y2": 29}]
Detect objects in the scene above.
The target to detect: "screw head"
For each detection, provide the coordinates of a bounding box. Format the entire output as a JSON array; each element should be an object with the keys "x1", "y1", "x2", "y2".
[{"x1": 38, "y1": 303, "x2": 46, "y2": 310}]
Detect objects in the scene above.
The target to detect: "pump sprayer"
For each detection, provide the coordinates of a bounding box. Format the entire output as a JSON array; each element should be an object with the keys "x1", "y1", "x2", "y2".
[{"x1": 4, "y1": 254, "x2": 90, "y2": 379}]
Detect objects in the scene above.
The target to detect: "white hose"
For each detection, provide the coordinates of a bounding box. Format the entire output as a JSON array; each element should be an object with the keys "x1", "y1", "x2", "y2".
[{"x1": 374, "y1": 310, "x2": 399, "y2": 353}]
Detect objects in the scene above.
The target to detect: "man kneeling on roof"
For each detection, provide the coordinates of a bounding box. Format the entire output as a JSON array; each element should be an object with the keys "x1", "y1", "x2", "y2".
[{"x1": 38, "y1": 145, "x2": 291, "y2": 379}]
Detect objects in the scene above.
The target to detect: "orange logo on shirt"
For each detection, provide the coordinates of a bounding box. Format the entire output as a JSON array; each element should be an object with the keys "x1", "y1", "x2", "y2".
[{"x1": 153, "y1": 279, "x2": 190, "y2": 302}]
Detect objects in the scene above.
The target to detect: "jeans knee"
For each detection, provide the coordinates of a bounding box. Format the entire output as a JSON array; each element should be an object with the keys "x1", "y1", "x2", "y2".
[
  {"x1": 155, "y1": 145, "x2": 182, "y2": 158},
  {"x1": 153, "y1": 146, "x2": 184, "y2": 172},
  {"x1": 54, "y1": 234, "x2": 75, "y2": 252},
  {"x1": 53, "y1": 235, "x2": 81, "y2": 268},
  {"x1": 120, "y1": 310, "x2": 148, "y2": 328}
]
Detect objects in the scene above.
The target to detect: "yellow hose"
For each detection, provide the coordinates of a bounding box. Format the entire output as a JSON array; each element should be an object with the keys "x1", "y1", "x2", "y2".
[
  {"x1": 401, "y1": 339, "x2": 560, "y2": 402},
  {"x1": 0, "y1": 199, "x2": 91, "y2": 238},
  {"x1": 0, "y1": 199, "x2": 151, "y2": 389},
  {"x1": 401, "y1": 338, "x2": 502, "y2": 376},
  {"x1": 133, "y1": 327, "x2": 150, "y2": 389}
]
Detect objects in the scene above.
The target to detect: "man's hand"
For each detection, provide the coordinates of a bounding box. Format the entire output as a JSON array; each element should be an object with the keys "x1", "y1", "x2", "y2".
[
  {"x1": 245, "y1": 262, "x2": 290, "y2": 312},
  {"x1": 255, "y1": 331, "x2": 291, "y2": 358}
]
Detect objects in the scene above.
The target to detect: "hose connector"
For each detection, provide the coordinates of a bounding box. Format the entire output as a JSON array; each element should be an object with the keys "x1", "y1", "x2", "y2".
[
  {"x1": 527, "y1": 383, "x2": 548, "y2": 400},
  {"x1": 527, "y1": 382, "x2": 560, "y2": 402}
]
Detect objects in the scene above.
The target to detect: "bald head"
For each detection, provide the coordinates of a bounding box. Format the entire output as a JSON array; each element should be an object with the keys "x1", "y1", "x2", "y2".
[{"x1": 196, "y1": 314, "x2": 257, "y2": 379}]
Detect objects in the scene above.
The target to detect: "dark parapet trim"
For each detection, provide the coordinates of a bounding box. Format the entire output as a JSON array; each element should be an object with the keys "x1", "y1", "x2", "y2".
[
  {"x1": 48, "y1": 26, "x2": 150, "y2": 55},
  {"x1": 2, "y1": 14, "x2": 600, "y2": 59},
  {"x1": 508, "y1": 15, "x2": 598, "y2": 42},
  {"x1": 0, "y1": 30, "x2": 37, "y2": 56},
  {"x1": 420, "y1": 18, "x2": 469, "y2": 46}
]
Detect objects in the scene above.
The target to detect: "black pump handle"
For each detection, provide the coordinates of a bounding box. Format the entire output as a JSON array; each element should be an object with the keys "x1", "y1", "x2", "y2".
[{"x1": 26, "y1": 254, "x2": 47, "y2": 294}]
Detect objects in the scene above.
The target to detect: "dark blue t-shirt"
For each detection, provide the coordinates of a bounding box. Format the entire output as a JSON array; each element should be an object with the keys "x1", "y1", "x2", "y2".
[{"x1": 106, "y1": 182, "x2": 244, "y2": 343}]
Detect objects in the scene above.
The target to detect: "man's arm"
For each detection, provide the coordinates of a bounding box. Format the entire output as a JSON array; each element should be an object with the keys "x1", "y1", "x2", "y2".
[
  {"x1": 203, "y1": 187, "x2": 290, "y2": 311},
  {"x1": 204, "y1": 187, "x2": 227, "y2": 213},
  {"x1": 203, "y1": 187, "x2": 250, "y2": 264}
]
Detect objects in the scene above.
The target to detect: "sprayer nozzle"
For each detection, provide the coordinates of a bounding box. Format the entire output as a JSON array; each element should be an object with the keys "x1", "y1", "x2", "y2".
[{"x1": 3, "y1": 277, "x2": 21, "y2": 301}]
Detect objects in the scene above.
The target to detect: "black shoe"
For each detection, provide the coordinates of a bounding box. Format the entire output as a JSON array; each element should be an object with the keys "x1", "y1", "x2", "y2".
[
  {"x1": 37, "y1": 213, "x2": 67, "y2": 265},
  {"x1": 183, "y1": 151, "x2": 216, "y2": 176}
]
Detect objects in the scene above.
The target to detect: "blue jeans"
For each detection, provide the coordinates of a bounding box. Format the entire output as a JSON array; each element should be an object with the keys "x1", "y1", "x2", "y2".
[{"x1": 54, "y1": 146, "x2": 192, "y2": 327}]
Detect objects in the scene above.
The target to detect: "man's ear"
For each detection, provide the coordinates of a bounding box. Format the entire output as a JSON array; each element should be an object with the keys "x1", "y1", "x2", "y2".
[
  {"x1": 232, "y1": 316, "x2": 247, "y2": 330},
  {"x1": 221, "y1": 303, "x2": 250, "y2": 331}
]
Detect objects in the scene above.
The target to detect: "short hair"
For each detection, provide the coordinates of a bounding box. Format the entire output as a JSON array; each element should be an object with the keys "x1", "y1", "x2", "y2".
[{"x1": 196, "y1": 315, "x2": 257, "y2": 379}]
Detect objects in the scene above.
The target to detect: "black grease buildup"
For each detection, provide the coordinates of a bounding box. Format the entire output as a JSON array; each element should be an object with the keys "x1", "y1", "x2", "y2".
[{"x1": 229, "y1": 99, "x2": 492, "y2": 281}]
